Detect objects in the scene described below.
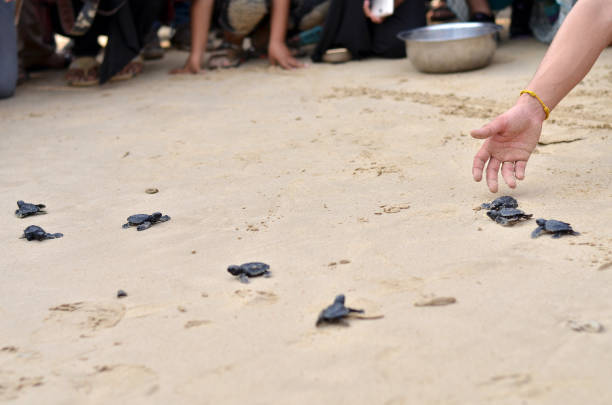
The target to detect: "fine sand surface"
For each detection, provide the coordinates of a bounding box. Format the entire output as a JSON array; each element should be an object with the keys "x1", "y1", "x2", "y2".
[{"x1": 1, "y1": 39, "x2": 611, "y2": 404}]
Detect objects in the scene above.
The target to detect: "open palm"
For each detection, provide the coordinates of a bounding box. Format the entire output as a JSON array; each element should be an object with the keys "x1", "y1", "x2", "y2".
[{"x1": 471, "y1": 103, "x2": 544, "y2": 193}]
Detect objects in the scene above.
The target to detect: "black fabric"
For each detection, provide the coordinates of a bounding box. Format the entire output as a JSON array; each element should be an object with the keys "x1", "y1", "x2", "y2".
[
  {"x1": 51, "y1": 0, "x2": 164, "y2": 83},
  {"x1": 312, "y1": 0, "x2": 425, "y2": 62}
]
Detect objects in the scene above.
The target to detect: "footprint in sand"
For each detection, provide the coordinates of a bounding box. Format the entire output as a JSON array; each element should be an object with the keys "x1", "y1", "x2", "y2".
[
  {"x1": 72, "y1": 365, "x2": 158, "y2": 399},
  {"x1": 233, "y1": 289, "x2": 278, "y2": 304},
  {"x1": 184, "y1": 320, "x2": 211, "y2": 329},
  {"x1": 0, "y1": 374, "x2": 44, "y2": 401},
  {"x1": 375, "y1": 203, "x2": 410, "y2": 215},
  {"x1": 33, "y1": 301, "x2": 125, "y2": 341}
]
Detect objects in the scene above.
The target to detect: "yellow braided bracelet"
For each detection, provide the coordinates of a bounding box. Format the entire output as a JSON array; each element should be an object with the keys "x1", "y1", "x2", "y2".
[{"x1": 520, "y1": 90, "x2": 550, "y2": 120}]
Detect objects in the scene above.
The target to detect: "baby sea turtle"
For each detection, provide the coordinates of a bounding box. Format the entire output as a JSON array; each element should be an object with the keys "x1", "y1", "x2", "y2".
[
  {"x1": 316, "y1": 294, "x2": 364, "y2": 326},
  {"x1": 481, "y1": 196, "x2": 518, "y2": 210},
  {"x1": 531, "y1": 219, "x2": 579, "y2": 238},
  {"x1": 227, "y1": 262, "x2": 271, "y2": 283},
  {"x1": 122, "y1": 212, "x2": 170, "y2": 231},
  {"x1": 15, "y1": 200, "x2": 46, "y2": 218},
  {"x1": 487, "y1": 207, "x2": 532, "y2": 226},
  {"x1": 21, "y1": 225, "x2": 63, "y2": 241}
]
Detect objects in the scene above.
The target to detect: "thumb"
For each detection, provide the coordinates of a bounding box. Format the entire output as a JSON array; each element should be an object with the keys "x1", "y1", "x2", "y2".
[{"x1": 471, "y1": 116, "x2": 506, "y2": 140}]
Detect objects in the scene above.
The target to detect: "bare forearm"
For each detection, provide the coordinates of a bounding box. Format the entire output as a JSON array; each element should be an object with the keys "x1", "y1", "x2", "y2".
[
  {"x1": 526, "y1": 0, "x2": 612, "y2": 110},
  {"x1": 270, "y1": 0, "x2": 290, "y2": 44},
  {"x1": 189, "y1": 0, "x2": 214, "y2": 61}
]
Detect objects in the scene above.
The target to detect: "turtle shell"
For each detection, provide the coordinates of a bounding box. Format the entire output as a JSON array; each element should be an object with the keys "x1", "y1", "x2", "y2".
[
  {"x1": 320, "y1": 295, "x2": 350, "y2": 320},
  {"x1": 482, "y1": 196, "x2": 518, "y2": 210},
  {"x1": 126, "y1": 214, "x2": 151, "y2": 225},
  {"x1": 240, "y1": 262, "x2": 270, "y2": 276},
  {"x1": 23, "y1": 225, "x2": 46, "y2": 240},
  {"x1": 15, "y1": 200, "x2": 45, "y2": 217},
  {"x1": 497, "y1": 207, "x2": 525, "y2": 217},
  {"x1": 543, "y1": 219, "x2": 573, "y2": 232}
]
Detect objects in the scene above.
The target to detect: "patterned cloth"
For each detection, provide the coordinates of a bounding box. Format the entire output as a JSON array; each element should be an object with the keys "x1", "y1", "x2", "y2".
[
  {"x1": 446, "y1": 0, "x2": 577, "y2": 43},
  {"x1": 218, "y1": 0, "x2": 329, "y2": 36}
]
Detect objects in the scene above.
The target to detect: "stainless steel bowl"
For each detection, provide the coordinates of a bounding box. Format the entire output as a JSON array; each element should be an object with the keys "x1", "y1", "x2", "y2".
[{"x1": 397, "y1": 23, "x2": 501, "y2": 73}]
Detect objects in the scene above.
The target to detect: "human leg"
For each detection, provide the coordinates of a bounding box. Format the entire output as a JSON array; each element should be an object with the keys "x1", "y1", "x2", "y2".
[
  {"x1": 98, "y1": 0, "x2": 164, "y2": 83},
  {"x1": 0, "y1": 1, "x2": 18, "y2": 99}
]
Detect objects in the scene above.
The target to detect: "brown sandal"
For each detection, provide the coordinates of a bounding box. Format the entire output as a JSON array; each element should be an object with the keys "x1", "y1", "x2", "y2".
[
  {"x1": 65, "y1": 56, "x2": 99, "y2": 87},
  {"x1": 205, "y1": 43, "x2": 244, "y2": 70},
  {"x1": 110, "y1": 55, "x2": 144, "y2": 82}
]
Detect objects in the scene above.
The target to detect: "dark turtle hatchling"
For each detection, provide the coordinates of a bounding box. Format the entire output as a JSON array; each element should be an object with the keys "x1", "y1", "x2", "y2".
[
  {"x1": 122, "y1": 212, "x2": 170, "y2": 231},
  {"x1": 15, "y1": 200, "x2": 46, "y2": 218},
  {"x1": 316, "y1": 294, "x2": 364, "y2": 326},
  {"x1": 227, "y1": 262, "x2": 271, "y2": 283},
  {"x1": 531, "y1": 218, "x2": 579, "y2": 238},
  {"x1": 481, "y1": 196, "x2": 518, "y2": 210},
  {"x1": 21, "y1": 225, "x2": 63, "y2": 241},
  {"x1": 487, "y1": 207, "x2": 532, "y2": 226}
]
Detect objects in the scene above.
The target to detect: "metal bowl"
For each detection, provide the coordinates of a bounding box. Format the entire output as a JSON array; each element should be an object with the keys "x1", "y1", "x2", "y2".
[{"x1": 397, "y1": 23, "x2": 501, "y2": 73}]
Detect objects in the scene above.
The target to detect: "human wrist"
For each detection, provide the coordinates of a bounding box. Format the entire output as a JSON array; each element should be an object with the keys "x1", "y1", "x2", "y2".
[{"x1": 518, "y1": 92, "x2": 547, "y2": 122}]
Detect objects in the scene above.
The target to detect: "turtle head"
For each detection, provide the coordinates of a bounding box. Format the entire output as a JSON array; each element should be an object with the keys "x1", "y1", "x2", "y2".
[
  {"x1": 486, "y1": 210, "x2": 500, "y2": 220},
  {"x1": 334, "y1": 295, "x2": 346, "y2": 305},
  {"x1": 227, "y1": 265, "x2": 243, "y2": 276},
  {"x1": 536, "y1": 218, "x2": 547, "y2": 226},
  {"x1": 150, "y1": 212, "x2": 162, "y2": 220},
  {"x1": 17, "y1": 200, "x2": 24, "y2": 207}
]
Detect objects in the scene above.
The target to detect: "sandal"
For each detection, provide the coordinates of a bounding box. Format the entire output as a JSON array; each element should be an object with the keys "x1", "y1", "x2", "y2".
[
  {"x1": 110, "y1": 55, "x2": 144, "y2": 82},
  {"x1": 66, "y1": 56, "x2": 99, "y2": 87},
  {"x1": 430, "y1": 5, "x2": 456, "y2": 22},
  {"x1": 205, "y1": 43, "x2": 244, "y2": 70}
]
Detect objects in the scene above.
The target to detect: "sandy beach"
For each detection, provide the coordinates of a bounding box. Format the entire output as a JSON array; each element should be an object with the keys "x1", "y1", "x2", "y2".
[{"x1": 1, "y1": 38, "x2": 611, "y2": 404}]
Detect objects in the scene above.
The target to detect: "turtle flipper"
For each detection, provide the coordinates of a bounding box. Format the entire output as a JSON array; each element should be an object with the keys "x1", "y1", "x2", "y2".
[
  {"x1": 552, "y1": 232, "x2": 562, "y2": 239},
  {"x1": 263, "y1": 271, "x2": 272, "y2": 278},
  {"x1": 496, "y1": 217, "x2": 509, "y2": 226},
  {"x1": 137, "y1": 222, "x2": 152, "y2": 231},
  {"x1": 50, "y1": 233, "x2": 64, "y2": 239},
  {"x1": 531, "y1": 226, "x2": 545, "y2": 238},
  {"x1": 239, "y1": 273, "x2": 250, "y2": 284}
]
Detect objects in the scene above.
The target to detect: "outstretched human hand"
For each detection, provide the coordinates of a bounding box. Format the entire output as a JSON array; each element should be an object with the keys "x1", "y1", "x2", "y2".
[
  {"x1": 471, "y1": 99, "x2": 546, "y2": 193},
  {"x1": 268, "y1": 41, "x2": 303, "y2": 70}
]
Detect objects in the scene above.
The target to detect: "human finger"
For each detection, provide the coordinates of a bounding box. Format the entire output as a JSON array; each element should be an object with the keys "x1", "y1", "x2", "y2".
[
  {"x1": 471, "y1": 116, "x2": 505, "y2": 139},
  {"x1": 501, "y1": 161, "x2": 516, "y2": 189},
  {"x1": 288, "y1": 56, "x2": 303, "y2": 69},
  {"x1": 486, "y1": 157, "x2": 501, "y2": 193},
  {"x1": 363, "y1": 0, "x2": 371, "y2": 15},
  {"x1": 277, "y1": 57, "x2": 293, "y2": 70},
  {"x1": 472, "y1": 146, "x2": 490, "y2": 182},
  {"x1": 515, "y1": 160, "x2": 527, "y2": 180}
]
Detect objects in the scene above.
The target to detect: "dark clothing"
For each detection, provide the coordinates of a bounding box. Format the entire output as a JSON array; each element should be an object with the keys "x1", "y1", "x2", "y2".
[
  {"x1": 0, "y1": 1, "x2": 18, "y2": 99},
  {"x1": 51, "y1": 0, "x2": 165, "y2": 83},
  {"x1": 18, "y1": 0, "x2": 57, "y2": 69},
  {"x1": 312, "y1": 0, "x2": 426, "y2": 61}
]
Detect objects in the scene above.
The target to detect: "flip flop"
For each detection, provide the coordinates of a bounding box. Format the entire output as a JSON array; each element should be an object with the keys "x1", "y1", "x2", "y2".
[
  {"x1": 205, "y1": 43, "x2": 244, "y2": 70},
  {"x1": 65, "y1": 56, "x2": 99, "y2": 87}
]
